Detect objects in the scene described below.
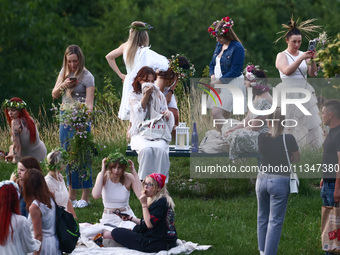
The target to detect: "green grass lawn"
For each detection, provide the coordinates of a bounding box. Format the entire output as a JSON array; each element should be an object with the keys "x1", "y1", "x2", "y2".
[{"x1": 0, "y1": 152, "x2": 326, "y2": 255}]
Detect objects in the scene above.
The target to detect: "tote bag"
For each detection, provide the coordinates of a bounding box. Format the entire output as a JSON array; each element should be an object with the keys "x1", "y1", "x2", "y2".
[
  {"x1": 321, "y1": 206, "x2": 340, "y2": 253},
  {"x1": 138, "y1": 115, "x2": 172, "y2": 143}
]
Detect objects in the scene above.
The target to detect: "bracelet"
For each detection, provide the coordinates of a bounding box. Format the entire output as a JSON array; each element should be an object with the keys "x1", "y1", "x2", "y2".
[
  {"x1": 142, "y1": 205, "x2": 148, "y2": 208},
  {"x1": 169, "y1": 89, "x2": 174, "y2": 94}
]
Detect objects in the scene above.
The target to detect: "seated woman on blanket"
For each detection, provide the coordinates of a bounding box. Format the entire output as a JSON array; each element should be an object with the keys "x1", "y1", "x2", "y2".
[
  {"x1": 128, "y1": 66, "x2": 174, "y2": 181},
  {"x1": 92, "y1": 152, "x2": 142, "y2": 239},
  {"x1": 222, "y1": 64, "x2": 273, "y2": 160},
  {"x1": 111, "y1": 173, "x2": 177, "y2": 253}
]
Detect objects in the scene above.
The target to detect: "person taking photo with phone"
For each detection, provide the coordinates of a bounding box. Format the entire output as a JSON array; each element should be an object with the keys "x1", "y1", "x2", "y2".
[{"x1": 275, "y1": 16, "x2": 323, "y2": 150}]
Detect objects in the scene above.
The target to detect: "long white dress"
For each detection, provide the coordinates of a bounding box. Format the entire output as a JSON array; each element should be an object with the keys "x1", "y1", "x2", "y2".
[
  {"x1": 118, "y1": 47, "x2": 169, "y2": 120},
  {"x1": 28, "y1": 199, "x2": 61, "y2": 255},
  {"x1": 0, "y1": 214, "x2": 41, "y2": 255},
  {"x1": 100, "y1": 179, "x2": 136, "y2": 229},
  {"x1": 277, "y1": 50, "x2": 323, "y2": 149},
  {"x1": 128, "y1": 84, "x2": 174, "y2": 181}
]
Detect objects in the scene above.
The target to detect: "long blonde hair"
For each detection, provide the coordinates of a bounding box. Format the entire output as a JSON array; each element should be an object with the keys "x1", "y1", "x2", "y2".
[
  {"x1": 61, "y1": 45, "x2": 86, "y2": 99},
  {"x1": 125, "y1": 21, "x2": 150, "y2": 67},
  {"x1": 146, "y1": 177, "x2": 175, "y2": 210},
  {"x1": 268, "y1": 107, "x2": 285, "y2": 137}
]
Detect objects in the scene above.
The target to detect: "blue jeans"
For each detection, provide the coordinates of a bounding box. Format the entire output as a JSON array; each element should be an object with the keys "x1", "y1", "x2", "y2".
[
  {"x1": 321, "y1": 181, "x2": 336, "y2": 255},
  {"x1": 256, "y1": 172, "x2": 290, "y2": 255}
]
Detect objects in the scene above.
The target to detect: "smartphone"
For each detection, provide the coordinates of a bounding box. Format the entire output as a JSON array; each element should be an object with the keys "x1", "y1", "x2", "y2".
[
  {"x1": 116, "y1": 212, "x2": 130, "y2": 217},
  {"x1": 69, "y1": 77, "x2": 77, "y2": 81},
  {"x1": 308, "y1": 40, "x2": 317, "y2": 52}
]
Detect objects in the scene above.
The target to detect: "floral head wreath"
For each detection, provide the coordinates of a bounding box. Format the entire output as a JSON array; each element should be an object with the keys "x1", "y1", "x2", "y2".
[
  {"x1": 45, "y1": 147, "x2": 69, "y2": 172},
  {"x1": 0, "y1": 180, "x2": 20, "y2": 199},
  {"x1": 106, "y1": 151, "x2": 128, "y2": 168},
  {"x1": 274, "y1": 16, "x2": 321, "y2": 44},
  {"x1": 208, "y1": 16, "x2": 234, "y2": 38},
  {"x1": 243, "y1": 64, "x2": 270, "y2": 92},
  {"x1": 169, "y1": 54, "x2": 196, "y2": 81},
  {"x1": 127, "y1": 22, "x2": 153, "y2": 32},
  {"x1": 2, "y1": 99, "x2": 27, "y2": 110}
]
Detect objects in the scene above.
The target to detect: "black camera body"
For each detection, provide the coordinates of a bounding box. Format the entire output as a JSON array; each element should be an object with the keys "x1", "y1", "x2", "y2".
[{"x1": 308, "y1": 40, "x2": 317, "y2": 51}]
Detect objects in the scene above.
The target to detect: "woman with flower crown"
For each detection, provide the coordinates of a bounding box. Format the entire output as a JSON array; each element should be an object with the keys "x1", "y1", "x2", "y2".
[
  {"x1": 3, "y1": 97, "x2": 47, "y2": 163},
  {"x1": 0, "y1": 181, "x2": 41, "y2": 254},
  {"x1": 207, "y1": 16, "x2": 246, "y2": 131},
  {"x1": 221, "y1": 65, "x2": 273, "y2": 160},
  {"x1": 91, "y1": 152, "x2": 142, "y2": 240},
  {"x1": 128, "y1": 67, "x2": 174, "y2": 181},
  {"x1": 275, "y1": 17, "x2": 323, "y2": 149},
  {"x1": 106, "y1": 21, "x2": 168, "y2": 120},
  {"x1": 155, "y1": 54, "x2": 195, "y2": 127}
]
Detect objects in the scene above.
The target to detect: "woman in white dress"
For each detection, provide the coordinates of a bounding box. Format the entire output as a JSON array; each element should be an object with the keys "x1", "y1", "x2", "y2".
[
  {"x1": 23, "y1": 169, "x2": 61, "y2": 255},
  {"x1": 207, "y1": 16, "x2": 246, "y2": 131},
  {"x1": 92, "y1": 152, "x2": 142, "y2": 239},
  {"x1": 0, "y1": 181, "x2": 40, "y2": 255},
  {"x1": 128, "y1": 67, "x2": 174, "y2": 181},
  {"x1": 45, "y1": 150, "x2": 77, "y2": 218},
  {"x1": 275, "y1": 17, "x2": 323, "y2": 149},
  {"x1": 222, "y1": 65, "x2": 273, "y2": 160},
  {"x1": 106, "y1": 21, "x2": 168, "y2": 120}
]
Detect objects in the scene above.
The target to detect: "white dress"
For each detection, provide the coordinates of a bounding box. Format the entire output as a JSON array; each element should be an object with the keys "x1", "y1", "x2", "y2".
[
  {"x1": 0, "y1": 214, "x2": 41, "y2": 255},
  {"x1": 128, "y1": 84, "x2": 174, "y2": 181},
  {"x1": 207, "y1": 56, "x2": 246, "y2": 112},
  {"x1": 277, "y1": 50, "x2": 323, "y2": 149},
  {"x1": 45, "y1": 173, "x2": 69, "y2": 209},
  {"x1": 118, "y1": 47, "x2": 169, "y2": 120},
  {"x1": 28, "y1": 199, "x2": 61, "y2": 255},
  {"x1": 100, "y1": 179, "x2": 136, "y2": 229}
]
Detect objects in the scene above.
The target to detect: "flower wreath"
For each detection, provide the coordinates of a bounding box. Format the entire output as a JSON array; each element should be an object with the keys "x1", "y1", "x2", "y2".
[
  {"x1": 207, "y1": 16, "x2": 234, "y2": 37},
  {"x1": 169, "y1": 53, "x2": 196, "y2": 81},
  {"x1": 243, "y1": 64, "x2": 270, "y2": 92},
  {"x1": 0, "y1": 180, "x2": 20, "y2": 198},
  {"x1": 2, "y1": 99, "x2": 27, "y2": 110},
  {"x1": 45, "y1": 147, "x2": 69, "y2": 172},
  {"x1": 127, "y1": 22, "x2": 153, "y2": 31},
  {"x1": 106, "y1": 151, "x2": 128, "y2": 168}
]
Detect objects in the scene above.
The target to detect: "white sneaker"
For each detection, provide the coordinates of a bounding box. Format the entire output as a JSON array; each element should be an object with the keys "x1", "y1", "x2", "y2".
[
  {"x1": 71, "y1": 200, "x2": 78, "y2": 208},
  {"x1": 77, "y1": 199, "x2": 89, "y2": 208}
]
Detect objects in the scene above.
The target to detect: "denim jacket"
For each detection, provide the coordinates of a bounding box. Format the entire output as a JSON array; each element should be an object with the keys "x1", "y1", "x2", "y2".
[{"x1": 209, "y1": 41, "x2": 245, "y2": 81}]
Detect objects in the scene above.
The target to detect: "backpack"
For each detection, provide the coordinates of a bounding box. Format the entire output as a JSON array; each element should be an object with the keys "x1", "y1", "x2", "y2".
[{"x1": 55, "y1": 202, "x2": 80, "y2": 253}]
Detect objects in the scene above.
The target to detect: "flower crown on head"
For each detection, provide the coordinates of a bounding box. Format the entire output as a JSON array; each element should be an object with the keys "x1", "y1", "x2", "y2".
[
  {"x1": 243, "y1": 64, "x2": 270, "y2": 92},
  {"x1": 128, "y1": 23, "x2": 153, "y2": 32},
  {"x1": 45, "y1": 147, "x2": 69, "y2": 172},
  {"x1": 208, "y1": 16, "x2": 234, "y2": 38},
  {"x1": 0, "y1": 180, "x2": 20, "y2": 198},
  {"x1": 106, "y1": 151, "x2": 128, "y2": 168},
  {"x1": 169, "y1": 54, "x2": 196, "y2": 81},
  {"x1": 2, "y1": 99, "x2": 27, "y2": 110}
]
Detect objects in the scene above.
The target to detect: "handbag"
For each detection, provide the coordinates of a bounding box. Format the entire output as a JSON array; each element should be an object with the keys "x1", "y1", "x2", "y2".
[
  {"x1": 138, "y1": 114, "x2": 172, "y2": 142},
  {"x1": 54, "y1": 200, "x2": 80, "y2": 253},
  {"x1": 321, "y1": 205, "x2": 340, "y2": 253},
  {"x1": 283, "y1": 134, "x2": 299, "y2": 193}
]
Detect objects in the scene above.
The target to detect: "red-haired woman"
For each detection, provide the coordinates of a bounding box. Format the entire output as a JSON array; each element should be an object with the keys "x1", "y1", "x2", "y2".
[
  {"x1": 0, "y1": 180, "x2": 40, "y2": 254},
  {"x1": 23, "y1": 169, "x2": 61, "y2": 255},
  {"x1": 128, "y1": 66, "x2": 174, "y2": 182},
  {"x1": 3, "y1": 98, "x2": 47, "y2": 163}
]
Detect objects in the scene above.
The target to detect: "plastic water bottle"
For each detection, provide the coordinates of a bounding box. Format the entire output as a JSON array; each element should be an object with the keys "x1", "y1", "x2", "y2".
[{"x1": 191, "y1": 122, "x2": 199, "y2": 152}]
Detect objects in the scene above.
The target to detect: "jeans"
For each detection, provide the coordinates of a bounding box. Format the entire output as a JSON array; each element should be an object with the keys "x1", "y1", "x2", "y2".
[
  {"x1": 256, "y1": 172, "x2": 290, "y2": 255},
  {"x1": 321, "y1": 181, "x2": 336, "y2": 255}
]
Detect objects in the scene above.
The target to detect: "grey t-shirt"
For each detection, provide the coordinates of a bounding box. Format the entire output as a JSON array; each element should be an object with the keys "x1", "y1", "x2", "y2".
[{"x1": 61, "y1": 69, "x2": 95, "y2": 104}]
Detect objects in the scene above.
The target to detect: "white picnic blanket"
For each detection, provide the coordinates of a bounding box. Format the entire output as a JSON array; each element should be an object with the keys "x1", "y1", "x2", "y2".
[{"x1": 71, "y1": 223, "x2": 211, "y2": 255}]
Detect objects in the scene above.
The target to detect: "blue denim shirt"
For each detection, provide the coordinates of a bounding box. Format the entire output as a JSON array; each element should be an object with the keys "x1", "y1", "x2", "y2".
[{"x1": 209, "y1": 41, "x2": 245, "y2": 81}]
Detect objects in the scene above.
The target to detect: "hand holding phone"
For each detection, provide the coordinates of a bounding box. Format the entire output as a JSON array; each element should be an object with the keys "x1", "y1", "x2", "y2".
[
  {"x1": 308, "y1": 40, "x2": 317, "y2": 52},
  {"x1": 69, "y1": 77, "x2": 77, "y2": 82}
]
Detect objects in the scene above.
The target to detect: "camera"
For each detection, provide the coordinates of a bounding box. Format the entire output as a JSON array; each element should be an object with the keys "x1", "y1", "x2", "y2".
[{"x1": 308, "y1": 39, "x2": 317, "y2": 52}]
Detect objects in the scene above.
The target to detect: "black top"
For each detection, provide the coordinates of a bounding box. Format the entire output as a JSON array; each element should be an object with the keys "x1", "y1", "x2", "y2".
[
  {"x1": 135, "y1": 197, "x2": 177, "y2": 247},
  {"x1": 322, "y1": 125, "x2": 340, "y2": 182},
  {"x1": 258, "y1": 133, "x2": 299, "y2": 175}
]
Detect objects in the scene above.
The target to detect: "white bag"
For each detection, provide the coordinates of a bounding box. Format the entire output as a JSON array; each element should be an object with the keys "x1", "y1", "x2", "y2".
[
  {"x1": 138, "y1": 115, "x2": 172, "y2": 143},
  {"x1": 283, "y1": 134, "x2": 299, "y2": 194}
]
